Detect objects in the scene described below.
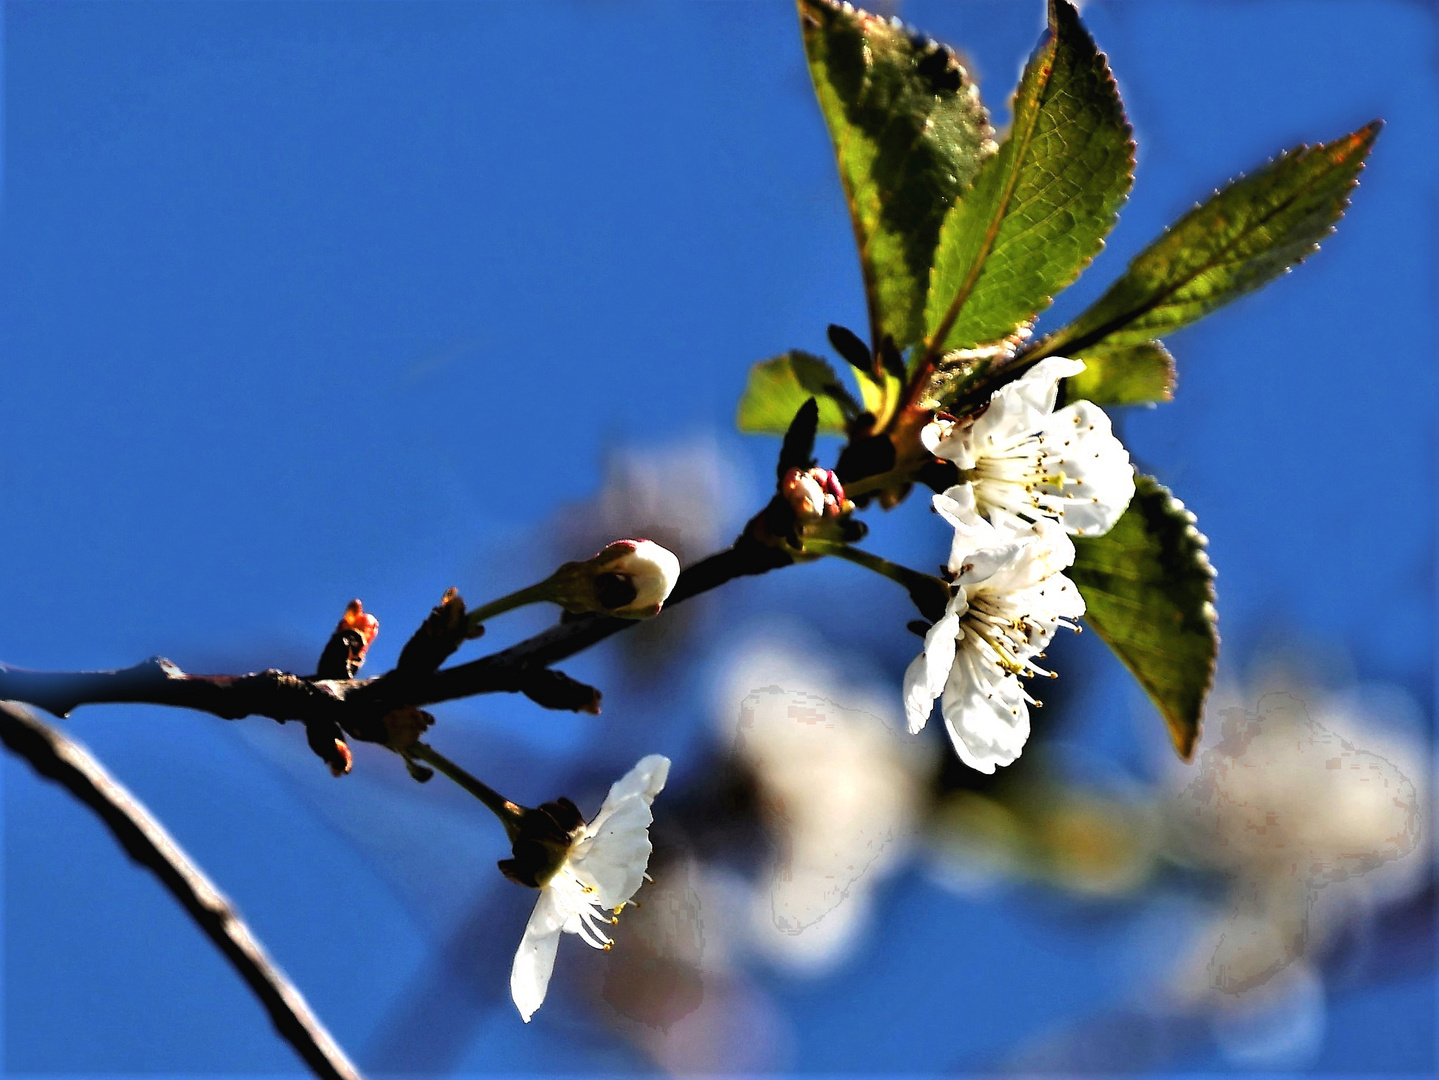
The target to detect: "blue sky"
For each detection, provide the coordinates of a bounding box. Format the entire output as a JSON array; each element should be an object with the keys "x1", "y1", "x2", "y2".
[{"x1": 1, "y1": 1, "x2": 1434, "y2": 1074}]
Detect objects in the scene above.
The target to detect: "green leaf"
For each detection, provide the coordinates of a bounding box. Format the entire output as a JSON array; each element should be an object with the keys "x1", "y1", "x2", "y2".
[
  {"x1": 799, "y1": 0, "x2": 994, "y2": 352},
  {"x1": 1041, "y1": 121, "x2": 1381, "y2": 359},
  {"x1": 1065, "y1": 341, "x2": 1175, "y2": 405},
  {"x1": 736, "y1": 351, "x2": 856, "y2": 435},
  {"x1": 1069, "y1": 475, "x2": 1217, "y2": 760},
  {"x1": 924, "y1": 0, "x2": 1133, "y2": 355}
]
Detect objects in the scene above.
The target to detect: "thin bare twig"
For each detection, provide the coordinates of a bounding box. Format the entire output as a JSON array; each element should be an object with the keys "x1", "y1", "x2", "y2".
[{"x1": 0, "y1": 701, "x2": 365, "y2": 1080}]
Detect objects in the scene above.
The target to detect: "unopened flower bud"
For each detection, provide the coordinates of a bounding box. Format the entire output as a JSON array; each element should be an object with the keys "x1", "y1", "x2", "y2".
[
  {"x1": 782, "y1": 466, "x2": 853, "y2": 524},
  {"x1": 782, "y1": 467, "x2": 827, "y2": 521},
  {"x1": 341, "y1": 599, "x2": 380, "y2": 653},
  {"x1": 550, "y1": 539, "x2": 680, "y2": 618},
  {"x1": 315, "y1": 599, "x2": 380, "y2": 679}
]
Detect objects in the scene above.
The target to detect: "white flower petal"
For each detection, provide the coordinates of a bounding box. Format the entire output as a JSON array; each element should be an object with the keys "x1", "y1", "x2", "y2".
[
  {"x1": 597, "y1": 753, "x2": 671, "y2": 812},
  {"x1": 570, "y1": 754, "x2": 669, "y2": 908},
  {"x1": 932, "y1": 483, "x2": 983, "y2": 532},
  {"x1": 940, "y1": 644, "x2": 1031, "y2": 774},
  {"x1": 1025, "y1": 355, "x2": 1086, "y2": 387},
  {"x1": 935, "y1": 486, "x2": 1030, "y2": 580},
  {"x1": 511, "y1": 886, "x2": 568, "y2": 1023},
  {"x1": 920, "y1": 417, "x2": 951, "y2": 455},
  {"x1": 1040, "y1": 400, "x2": 1134, "y2": 537},
  {"x1": 970, "y1": 356, "x2": 1084, "y2": 448},
  {"x1": 573, "y1": 794, "x2": 657, "y2": 909},
  {"x1": 922, "y1": 417, "x2": 974, "y2": 469},
  {"x1": 902, "y1": 652, "x2": 936, "y2": 734},
  {"x1": 1006, "y1": 356, "x2": 1085, "y2": 417},
  {"x1": 904, "y1": 605, "x2": 961, "y2": 733},
  {"x1": 977, "y1": 517, "x2": 1074, "y2": 595}
]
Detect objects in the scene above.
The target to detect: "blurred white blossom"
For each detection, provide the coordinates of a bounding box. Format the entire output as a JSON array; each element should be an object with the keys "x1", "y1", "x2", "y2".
[
  {"x1": 598, "y1": 858, "x2": 791, "y2": 1073},
  {"x1": 718, "y1": 633, "x2": 934, "y2": 971},
  {"x1": 559, "y1": 436, "x2": 743, "y2": 563},
  {"x1": 1159, "y1": 681, "x2": 1428, "y2": 1068},
  {"x1": 1169, "y1": 691, "x2": 1423, "y2": 997}
]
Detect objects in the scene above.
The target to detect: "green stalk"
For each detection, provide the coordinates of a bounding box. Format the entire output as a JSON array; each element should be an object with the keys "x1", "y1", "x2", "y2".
[
  {"x1": 843, "y1": 467, "x2": 915, "y2": 499},
  {"x1": 464, "y1": 579, "x2": 556, "y2": 632},
  {"x1": 410, "y1": 742, "x2": 526, "y2": 839},
  {"x1": 804, "y1": 540, "x2": 953, "y2": 622}
]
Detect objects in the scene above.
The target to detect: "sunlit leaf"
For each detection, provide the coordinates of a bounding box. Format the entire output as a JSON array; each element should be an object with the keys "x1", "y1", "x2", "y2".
[
  {"x1": 1038, "y1": 122, "x2": 1381, "y2": 360},
  {"x1": 736, "y1": 351, "x2": 855, "y2": 435},
  {"x1": 1065, "y1": 341, "x2": 1175, "y2": 405},
  {"x1": 1070, "y1": 475, "x2": 1217, "y2": 759},
  {"x1": 799, "y1": 0, "x2": 994, "y2": 352},
  {"x1": 924, "y1": 0, "x2": 1133, "y2": 355}
]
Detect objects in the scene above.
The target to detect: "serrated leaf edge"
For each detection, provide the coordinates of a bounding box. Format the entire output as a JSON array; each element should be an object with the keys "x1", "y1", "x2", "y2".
[{"x1": 1038, "y1": 121, "x2": 1381, "y2": 361}]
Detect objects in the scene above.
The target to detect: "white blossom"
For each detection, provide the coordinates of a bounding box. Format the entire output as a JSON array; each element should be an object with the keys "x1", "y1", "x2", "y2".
[
  {"x1": 904, "y1": 485, "x2": 1083, "y2": 773},
  {"x1": 510, "y1": 754, "x2": 670, "y2": 1022},
  {"x1": 1170, "y1": 691, "x2": 1423, "y2": 996},
  {"x1": 922, "y1": 356, "x2": 1134, "y2": 538}
]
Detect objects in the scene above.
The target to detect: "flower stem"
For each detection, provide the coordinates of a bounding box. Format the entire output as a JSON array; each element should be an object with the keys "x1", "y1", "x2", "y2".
[
  {"x1": 843, "y1": 467, "x2": 915, "y2": 499},
  {"x1": 410, "y1": 742, "x2": 526, "y2": 838},
  {"x1": 464, "y1": 580, "x2": 556, "y2": 632},
  {"x1": 807, "y1": 540, "x2": 909, "y2": 582},
  {"x1": 805, "y1": 540, "x2": 952, "y2": 622}
]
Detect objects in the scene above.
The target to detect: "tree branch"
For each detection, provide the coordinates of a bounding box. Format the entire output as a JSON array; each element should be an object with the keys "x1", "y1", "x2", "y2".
[
  {"x1": 0, "y1": 539, "x2": 791, "y2": 731},
  {"x1": 0, "y1": 701, "x2": 364, "y2": 1080}
]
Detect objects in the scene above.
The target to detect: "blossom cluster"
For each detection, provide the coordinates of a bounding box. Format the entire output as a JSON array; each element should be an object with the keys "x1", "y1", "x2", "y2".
[{"x1": 904, "y1": 357, "x2": 1135, "y2": 772}]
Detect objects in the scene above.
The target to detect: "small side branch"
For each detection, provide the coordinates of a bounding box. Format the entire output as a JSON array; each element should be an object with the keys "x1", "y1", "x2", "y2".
[
  {"x1": 0, "y1": 701, "x2": 365, "y2": 1080},
  {"x1": 440, "y1": 542, "x2": 788, "y2": 674}
]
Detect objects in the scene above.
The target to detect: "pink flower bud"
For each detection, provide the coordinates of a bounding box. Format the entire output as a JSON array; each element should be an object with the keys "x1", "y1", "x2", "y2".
[
  {"x1": 783, "y1": 467, "x2": 852, "y2": 523},
  {"x1": 782, "y1": 467, "x2": 827, "y2": 522}
]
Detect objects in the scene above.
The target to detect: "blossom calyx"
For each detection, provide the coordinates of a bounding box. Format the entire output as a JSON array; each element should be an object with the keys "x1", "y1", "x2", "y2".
[
  {"x1": 549, "y1": 539, "x2": 680, "y2": 618},
  {"x1": 498, "y1": 797, "x2": 587, "y2": 889}
]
